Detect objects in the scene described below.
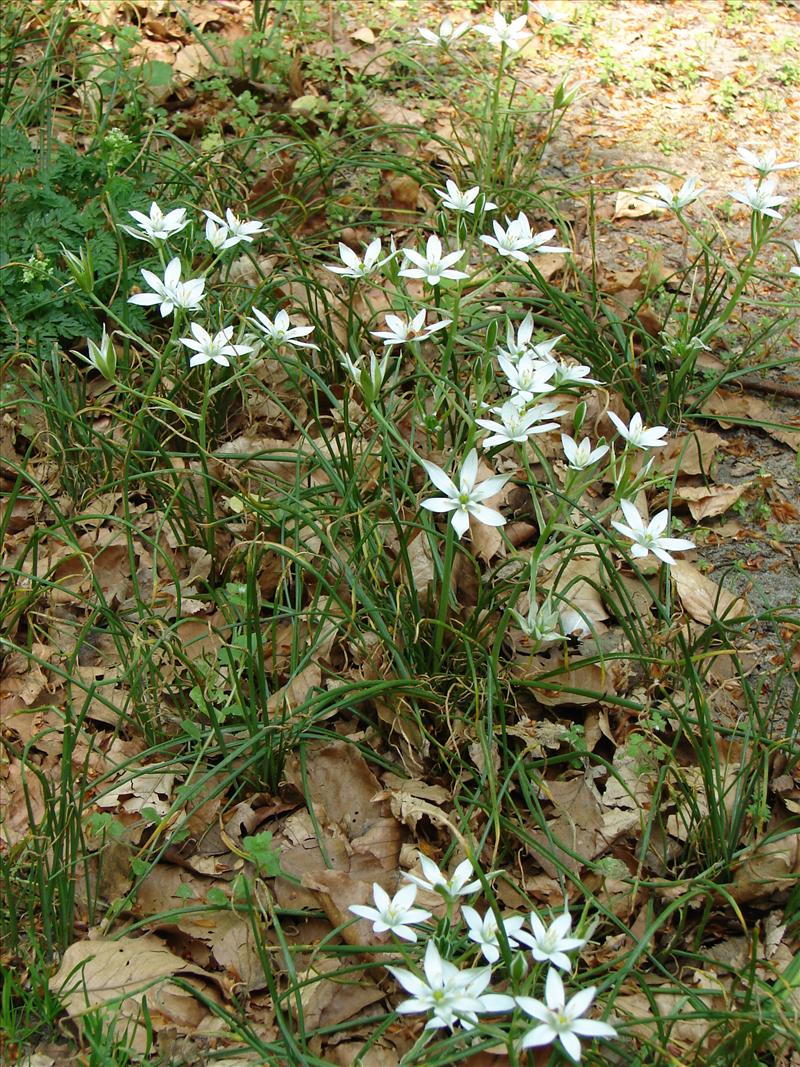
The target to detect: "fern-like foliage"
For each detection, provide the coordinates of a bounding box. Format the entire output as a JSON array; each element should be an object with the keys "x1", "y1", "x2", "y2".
[{"x1": 0, "y1": 124, "x2": 146, "y2": 352}]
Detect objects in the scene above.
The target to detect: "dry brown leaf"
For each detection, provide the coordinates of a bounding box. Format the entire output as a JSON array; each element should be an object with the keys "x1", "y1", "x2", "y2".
[
  {"x1": 613, "y1": 187, "x2": 664, "y2": 219},
  {"x1": 598, "y1": 745, "x2": 654, "y2": 842},
  {"x1": 651, "y1": 431, "x2": 722, "y2": 477},
  {"x1": 671, "y1": 560, "x2": 747, "y2": 624},
  {"x1": 704, "y1": 392, "x2": 800, "y2": 450},
  {"x1": 266, "y1": 662, "x2": 322, "y2": 717},
  {"x1": 665, "y1": 756, "x2": 743, "y2": 842},
  {"x1": 0, "y1": 645, "x2": 50, "y2": 720},
  {"x1": 383, "y1": 774, "x2": 452, "y2": 832},
  {"x1": 0, "y1": 757, "x2": 46, "y2": 849},
  {"x1": 378, "y1": 173, "x2": 421, "y2": 222},
  {"x1": 402, "y1": 530, "x2": 436, "y2": 605},
  {"x1": 295, "y1": 957, "x2": 384, "y2": 1030},
  {"x1": 285, "y1": 741, "x2": 389, "y2": 836},
  {"x1": 136, "y1": 864, "x2": 265, "y2": 989},
  {"x1": 732, "y1": 833, "x2": 800, "y2": 903},
  {"x1": 542, "y1": 546, "x2": 609, "y2": 626},
  {"x1": 367, "y1": 96, "x2": 426, "y2": 128},
  {"x1": 529, "y1": 778, "x2": 604, "y2": 876},
  {"x1": 327, "y1": 1041, "x2": 401, "y2": 1067},
  {"x1": 614, "y1": 988, "x2": 717, "y2": 1045},
  {"x1": 304, "y1": 869, "x2": 384, "y2": 944},
  {"x1": 673, "y1": 481, "x2": 751, "y2": 521},
  {"x1": 49, "y1": 936, "x2": 223, "y2": 1052},
  {"x1": 95, "y1": 765, "x2": 177, "y2": 817},
  {"x1": 350, "y1": 26, "x2": 376, "y2": 45},
  {"x1": 173, "y1": 41, "x2": 220, "y2": 82}
]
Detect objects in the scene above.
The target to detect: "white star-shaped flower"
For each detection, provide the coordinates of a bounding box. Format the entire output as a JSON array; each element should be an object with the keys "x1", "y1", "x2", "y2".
[
  {"x1": 179, "y1": 323, "x2": 253, "y2": 368},
  {"x1": 249, "y1": 308, "x2": 318, "y2": 349},
  {"x1": 325, "y1": 237, "x2": 387, "y2": 279},
  {"x1": 607, "y1": 410, "x2": 668, "y2": 450},
  {"x1": 498, "y1": 352, "x2": 556, "y2": 404},
  {"x1": 204, "y1": 214, "x2": 230, "y2": 250},
  {"x1": 515, "y1": 909, "x2": 587, "y2": 971},
  {"x1": 561, "y1": 434, "x2": 609, "y2": 470},
  {"x1": 370, "y1": 309, "x2": 451, "y2": 347},
  {"x1": 123, "y1": 201, "x2": 189, "y2": 243},
  {"x1": 349, "y1": 882, "x2": 431, "y2": 942},
  {"x1": 729, "y1": 178, "x2": 787, "y2": 219},
  {"x1": 737, "y1": 146, "x2": 800, "y2": 178},
  {"x1": 461, "y1": 906, "x2": 528, "y2": 964},
  {"x1": 475, "y1": 10, "x2": 531, "y2": 51},
  {"x1": 128, "y1": 257, "x2": 205, "y2": 317},
  {"x1": 481, "y1": 213, "x2": 568, "y2": 262},
  {"x1": 533, "y1": 2, "x2": 570, "y2": 23},
  {"x1": 400, "y1": 234, "x2": 469, "y2": 285},
  {"x1": 611, "y1": 500, "x2": 695, "y2": 564},
  {"x1": 387, "y1": 941, "x2": 512, "y2": 1032},
  {"x1": 517, "y1": 968, "x2": 618, "y2": 1062},
  {"x1": 639, "y1": 176, "x2": 706, "y2": 212},
  {"x1": 419, "y1": 450, "x2": 511, "y2": 539},
  {"x1": 534, "y1": 356, "x2": 600, "y2": 388},
  {"x1": 403, "y1": 855, "x2": 483, "y2": 899},
  {"x1": 203, "y1": 208, "x2": 265, "y2": 249},
  {"x1": 418, "y1": 17, "x2": 471, "y2": 47},
  {"x1": 435, "y1": 179, "x2": 496, "y2": 214},
  {"x1": 477, "y1": 399, "x2": 564, "y2": 448},
  {"x1": 497, "y1": 312, "x2": 536, "y2": 362}
]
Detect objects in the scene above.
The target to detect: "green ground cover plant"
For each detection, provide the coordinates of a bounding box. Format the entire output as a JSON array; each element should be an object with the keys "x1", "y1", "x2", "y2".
[{"x1": 1, "y1": 2, "x2": 799, "y2": 1065}]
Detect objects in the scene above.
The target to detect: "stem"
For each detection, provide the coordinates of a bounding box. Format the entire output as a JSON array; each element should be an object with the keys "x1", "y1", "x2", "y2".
[
  {"x1": 482, "y1": 44, "x2": 508, "y2": 190},
  {"x1": 432, "y1": 519, "x2": 456, "y2": 670},
  {"x1": 196, "y1": 362, "x2": 218, "y2": 561}
]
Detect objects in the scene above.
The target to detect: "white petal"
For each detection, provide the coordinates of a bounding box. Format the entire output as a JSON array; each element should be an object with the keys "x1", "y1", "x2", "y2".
[
  {"x1": 459, "y1": 449, "x2": 479, "y2": 490},
  {"x1": 559, "y1": 1030, "x2": 583, "y2": 1062},
  {"x1": 545, "y1": 968, "x2": 566, "y2": 1009},
  {"x1": 619, "y1": 499, "x2": 645, "y2": 530},
  {"x1": 349, "y1": 904, "x2": 379, "y2": 922},
  {"x1": 421, "y1": 497, "x2": 457, "y2": 513},
  {"x1": 164, "y1": 257, "x2": 182, "y2": 287},
  {"x1": 520, "y1": 1023, "x2": 557, "y2": 1049},
  {"x1": 571, "y1": 1019, "x2": 617, "y2": 1038},
  {"x1": 386, "y1": 966, "x2": 427, "y2": 997},
  {"x1": 420, "y1": 459, "x2": 458, "y2": 497},
  {"x1": 468, "y1": 504, "x2": 506, "y2": 527},
  {"x1": 471, "y1": 473, "x2": 511, "y2": 500},
  {"x1": 451, "y1": 509, "x2": 471, "y2": 538}
]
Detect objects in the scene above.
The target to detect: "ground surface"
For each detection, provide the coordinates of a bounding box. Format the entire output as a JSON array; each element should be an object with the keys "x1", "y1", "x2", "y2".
[{"x1": 2, "y1": 2, "x2": 800, "y2": 1064}]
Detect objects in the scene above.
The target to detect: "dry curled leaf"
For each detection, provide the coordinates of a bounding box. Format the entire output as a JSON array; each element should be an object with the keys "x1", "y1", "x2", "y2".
[{"x1": 671, "y1": 560, "x2": 747, "y2": 625}]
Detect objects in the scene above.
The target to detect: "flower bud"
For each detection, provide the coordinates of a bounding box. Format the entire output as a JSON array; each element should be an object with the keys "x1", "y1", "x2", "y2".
[
  {"x1": 553, "y1": 79, "x2": 580, "y2": 110},
  {"x1": 573, "y1": 400, "x2": 587, "y2": 435},
  {"x1": 83, "y1": 329, "x2": 116, "y2": 380},
  {"x1": 509, "y1": 948, "x2": 529, "y2": 983},
  {"x1": 485, "y1": 319, "x2": 499, "y2": 350},
  {"x1": 62, "y1": 244, "x2": 94, "y2": 294}
]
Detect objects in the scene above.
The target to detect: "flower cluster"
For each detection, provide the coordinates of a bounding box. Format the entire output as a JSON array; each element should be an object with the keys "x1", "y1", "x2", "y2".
[
  {"x1": 348, "y1": 856, "x2": 617, "y2": 1059},
  {"x1": 418, "y1": 11, "x2": 531, "y2": 53},
  {"x1": 415, "y1": 301, "x2": 694, "y2": 568},
  {"x1": 114, "y1": 200, "x2": 323, "y2": 371}
]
